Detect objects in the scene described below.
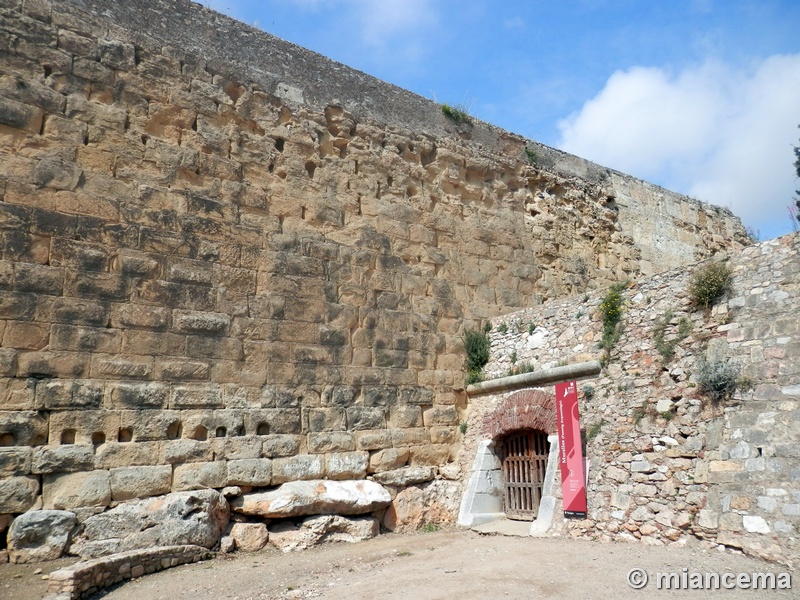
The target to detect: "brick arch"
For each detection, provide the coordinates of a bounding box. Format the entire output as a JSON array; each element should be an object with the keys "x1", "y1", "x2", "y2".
[{"x1": 481, "y1": 389, "x2": 557, "y2": 439}]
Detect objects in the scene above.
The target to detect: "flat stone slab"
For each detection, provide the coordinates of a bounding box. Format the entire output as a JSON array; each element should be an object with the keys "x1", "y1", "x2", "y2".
[
  {"x1": 231, "y1": 479, "x2": 391, "y2": 518},
  {"x1": 371, "y1": 466, "x2": 436, "y2": 487}
]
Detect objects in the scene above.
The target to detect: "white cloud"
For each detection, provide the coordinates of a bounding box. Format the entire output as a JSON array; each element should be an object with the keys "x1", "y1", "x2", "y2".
[{"x1": 557, "y1": 55, "x2": 800, "y2": 238}]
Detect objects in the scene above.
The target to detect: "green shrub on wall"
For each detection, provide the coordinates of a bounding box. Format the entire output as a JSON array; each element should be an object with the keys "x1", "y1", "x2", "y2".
[
  {"x1": 696, "y1": 357, "x2": 740, "y2": 405},
  {"x1": 463, "y1": 326, "x2": 490, "y2": 384},
  {"x1": 599, "y1": 281, "x2": 628, "y2": 351},
  {"x1": 653, "y1": 309, "x2": 693, "y2": 361},
  {"x1": 441, "y1": 103, "x2": 472, "y2": 125},
  {"x1": 689, "y1": 262, "x2": 732, "y2": 310}
]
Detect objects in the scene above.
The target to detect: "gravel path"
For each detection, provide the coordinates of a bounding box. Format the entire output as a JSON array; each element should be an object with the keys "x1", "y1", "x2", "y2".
[
  {"x1": 1, "y1": 529, "x2": 794, "y2": 600},
  {"x1": 90, "y1": 530, "x2": 797, "y2": 599}
]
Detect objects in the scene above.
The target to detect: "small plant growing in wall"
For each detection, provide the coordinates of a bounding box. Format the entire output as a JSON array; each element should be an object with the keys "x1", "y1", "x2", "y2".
[
  {"x1": 695, "y1": 357, "x2": 740, "y2": 406},
  {"x1": 653, "y1": 309, "x2": 693, "y2": 361},
  {"x1": 659, "y1": 408, "x2": 676, "y2": 421},
  {"x1": 689, "y1": 261, "x2": 732, "y2": 310},
  {"x1": 598, "y1": 280, "x2": 628, "y2": 360},
  {"x1": 441, "y1": 103, "x2": 472, "y2": 125},
  {"x1": 585, "y1": 420, "x2": 604, "y2": 442},
  {"x1": 632, "y1": 401, "x2": 657, "y2": 425},
  {"x1": 528, "y1": 322, "x2": 537, "y2": 335},
  {"x1": 510, "y1": 362, "x2": 535, "y2": 376},
  {"x1": 497, "y1": 322, "x2": 509, "y2": 334},
  {"x1": 463, "y1": 325, "x2": 491, "y2": 385},
  {"x1": 581, "y1": 384, "x2": 595, "y2": 400},
  {"x1": 524, "y1": 147, "x2": 537, "y2": 165}
]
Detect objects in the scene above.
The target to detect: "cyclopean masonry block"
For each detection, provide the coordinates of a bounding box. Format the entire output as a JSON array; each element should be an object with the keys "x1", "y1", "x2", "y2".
[
  {"x1": 0, "y1": 0, "x2": 751, "y2": 558},
  {"x1": 42, "y1": 470, "x2": 112, "y2": 510},
  {"x1": 68, "y1": 489, "x2": 229, "y2": 559},
  {"x1": 231, "y1": 479, "x2": 391, "y2": 518},
  {"x1": 8, "y1": 509, "x2": 77, "y2": 563}
]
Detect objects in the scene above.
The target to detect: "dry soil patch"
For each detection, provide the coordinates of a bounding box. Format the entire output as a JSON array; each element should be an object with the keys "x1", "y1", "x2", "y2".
[{"x1": 1, "y1": 529, "x2": 794, "y2": 600}]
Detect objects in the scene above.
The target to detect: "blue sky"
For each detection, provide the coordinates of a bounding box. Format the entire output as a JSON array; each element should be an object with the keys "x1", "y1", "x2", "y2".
[{"x1": 203, "y1": 0, "x2": 800, "y2": 240}]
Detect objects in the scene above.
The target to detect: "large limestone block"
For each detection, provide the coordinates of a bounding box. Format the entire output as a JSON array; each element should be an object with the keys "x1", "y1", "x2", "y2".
[
  {"x1": 0, "y1": 475, "x2": 39, "y2": 513},
  {"x1": 325, "y1": 451, "x2": 368, "y2": 480},
  {"x1": 230, "y1": 522, "x2": 269, "y2": 552},
  {"x1": 271, "y1": 454, "x2": 324, "y2": 484},
  {"x1": 8, "y1": 510, "x2": 77, "y2": 563},
  {"x1": 69, "y1": 489, "x2": 229, "y2": 558},
  {"x1": 226, "y1": 458, "x2": 272, "y2": 487},
  {"x1": 371, "y1": 466, "x2": 436, "y2": 487},
  {"x1": 110, "y1": 465, "x2": 173, "y2": 501},
  {"x1": 269, "y1": 515, "x2": 379, "y2": 553},
  {"x1": 32, "y1": 445, "x2": 94, "y2": 474},
  {"x1": 367, "y1": 448, "x2": 409, "y2": 474},
  {"x1": 383, "y1": 480, "x2": 460, "y2": 532},
  {"x1": 173, "y1": 461, "x2": 226, "y2": 491},
  {"x1": 232, "y1": 479, "x2": 391, "y2": 518},
  {"x1": 42, "y1": 470, "x2": 111, "y2": 510},
  {"x1": 0, "y1": 447, "x2": 32, "y2": 476}
]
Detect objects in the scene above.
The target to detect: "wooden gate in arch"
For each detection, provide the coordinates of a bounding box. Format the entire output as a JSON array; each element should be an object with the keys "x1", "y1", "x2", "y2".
[
  {"x1": 498, "y1": 429, "x2": 550, "y2": 521},
  {"x1": 481, "y1": 389, "x2": 557, "y2": 521}
]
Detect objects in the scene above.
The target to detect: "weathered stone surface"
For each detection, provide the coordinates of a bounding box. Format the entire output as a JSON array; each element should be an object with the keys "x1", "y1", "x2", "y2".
[
  {"x1": 268, "y1": 515, "x2": 379, "y2": 553},
  {"x1": 226, "y1": 458, "x2": 272, "y2": 487},
  {"x1": 371, "y1": 466, "x2": 436, "y2": 487},
  {"x1": 271, "y1": 455, "x2": 324, "y2": 484},
  {"x1": 32, "y1": 445, "x2": 94, "y2": 474},
  {"x1": 0, "y1": 476, "x2": 39, "y2": 513},
  {"x1": 232, "y1": 479, "x2": 390, "y2": 518},
  {"x1": 743, "y1": 515, "x2": 770, "y2": 534},
  {"x1": 8, "y1": 510, "x2": 77, "y2": 563},
  {"x1": 42, "y1": 471, "x2": 111, "y2": 510},
  {"x1": 230, "y1": 522, "x2": 269, "y2": 552},
  {"x1": 383, "y1": 480, "x2": 460, "y2": 532},
  {"x1": 367, "y1": 448, "x2": 409, "y2": 474},
  {"x1": 0, "y1": 448, "x2": 32, "y2": 476},
  {"x1": 219, "y1": 535, "x2": 235, "y2": 553},
  {"x1": 438, "y1": 463, "x2": 461, "y2": 480},
  {"x1": 110, "y1": 465, "x2": 173, "y2": 501},
  {"x1": 172, "y1": 461, "x2": 226, "y2": 491},
  {"x1": 325, "y1": 451, "x2": 368, "y2": 480},
  {"x1": 69, "y1": 489, "x2": 229, "y2": 558}
]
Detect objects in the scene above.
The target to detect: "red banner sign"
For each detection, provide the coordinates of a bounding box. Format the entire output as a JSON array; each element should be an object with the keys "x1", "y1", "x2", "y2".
[{"x1": 554, "y1": 380, "x2": 587, "y2": 518}]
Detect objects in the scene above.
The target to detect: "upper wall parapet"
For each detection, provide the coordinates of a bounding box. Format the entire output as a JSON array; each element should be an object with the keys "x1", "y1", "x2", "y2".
[{"x1": 44, "y1": 0, "x2": 744, "y2": 264}]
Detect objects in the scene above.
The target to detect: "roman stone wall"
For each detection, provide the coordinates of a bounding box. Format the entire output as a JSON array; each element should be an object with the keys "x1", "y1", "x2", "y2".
[
  {"x1": 0, "y1": 0, "x2": 747, "y2": 542},
  {"x1": 464, "y1": 233, "x2": 800, "y2": 563}
]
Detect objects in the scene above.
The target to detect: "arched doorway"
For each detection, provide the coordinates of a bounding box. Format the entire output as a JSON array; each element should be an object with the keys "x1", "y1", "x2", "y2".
[
  {"x1": 498, "y1": 429, "x2": 550, "y2": 520},
  {"x1": 459, "y1": 388, "x2": 559, "y2": 531}
]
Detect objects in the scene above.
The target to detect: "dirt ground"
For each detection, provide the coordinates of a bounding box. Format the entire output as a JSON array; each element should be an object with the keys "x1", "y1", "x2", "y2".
[{"x1": 1, "y1": 529, "x2": 795, "y2": 600}]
